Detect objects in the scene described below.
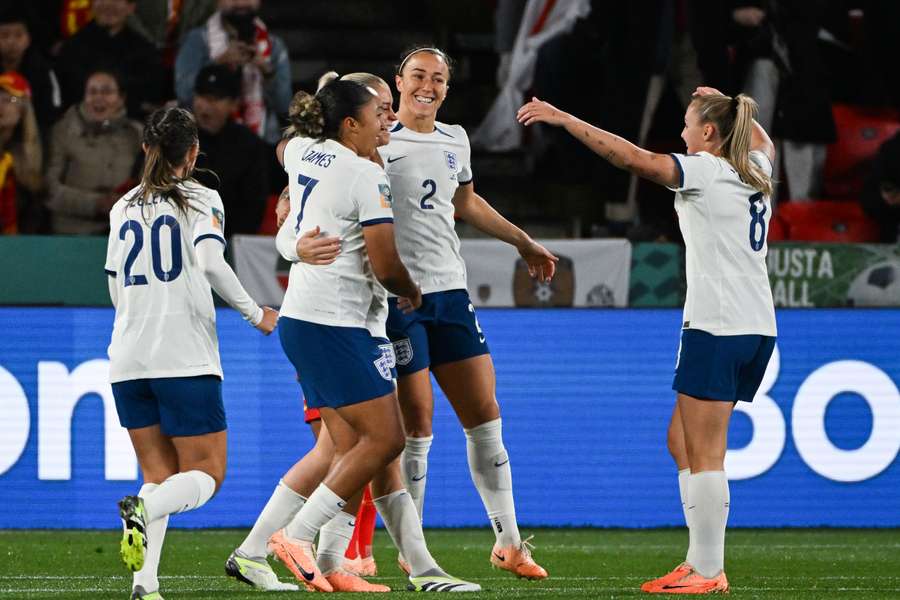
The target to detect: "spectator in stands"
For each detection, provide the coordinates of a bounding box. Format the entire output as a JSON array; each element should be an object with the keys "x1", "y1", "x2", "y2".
[
  {"x1": 860, "y1": 132, "x2": 900, "y2": 243},
  {"x1": 46, "y1": 67, "x2": 142, "y2": 234},
  {"x1": 0, "y1": 72, "x2": 43, "y2": 234},
  {"x1": 55, "y1": 0, "x2": 164, "y2": 120},
  {"x1": 175, "y1": 0, "x2": 291, "y2": 144},
  {"x1": 191, "y1": 64, "x2": 268, "y2": 236},
  {"x1": 0, "y1": 6, "x2": 61, "y2": 132},
  {"x1": 128, "y1": 0, "x2": 217, "y2": 99}
]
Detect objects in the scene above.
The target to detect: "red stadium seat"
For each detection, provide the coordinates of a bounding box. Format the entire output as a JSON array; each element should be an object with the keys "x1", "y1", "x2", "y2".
[
  {"x1": 257, "y1": 194, "x2": 280, "y2": 235},
  {"x1": 767, "y1": 214, "x2": 787, "y2": 241},
  {"x1": 824, "y1": 104, "x2": 900, "y2": 200},
  {"x1": 778, "y1": 200, "x2": 880, "y2": 242}
]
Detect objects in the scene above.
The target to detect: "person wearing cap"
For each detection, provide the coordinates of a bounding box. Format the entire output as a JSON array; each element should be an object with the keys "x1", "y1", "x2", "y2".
[
  {"x1": 175, "y1": 0, "x2": 290, "y2": 144},
  {"x1": 0, "y1": 5, "x2": 61, "y2": 133},
  {"x1": 55, "y1": 0, "x2": 164, "y2": 120},
  {"x1": 0, "y1": 71, "x2": 43, "y2": 234},
  {"x1": 191, "y1": 63, "x2": 268, "y2": 236},
  {"x1": 46, "y1": 66, "x2": 142, "y2": 234}
]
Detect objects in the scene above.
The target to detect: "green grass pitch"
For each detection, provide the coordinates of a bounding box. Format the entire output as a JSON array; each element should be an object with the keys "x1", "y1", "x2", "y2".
[{"x1": 1, "y1": 528, "x2": 899, "y2": 599}]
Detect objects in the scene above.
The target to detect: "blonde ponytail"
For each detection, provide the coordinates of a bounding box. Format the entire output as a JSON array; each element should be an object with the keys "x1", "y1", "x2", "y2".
[{"x1": 691, "y1": 93, "x2": 773, "y2": 197}]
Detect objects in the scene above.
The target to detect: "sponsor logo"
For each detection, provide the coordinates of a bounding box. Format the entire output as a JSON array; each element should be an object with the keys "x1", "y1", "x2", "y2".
[{"x1": 386, "y1": 155, "x2": 406, "y2": 164}]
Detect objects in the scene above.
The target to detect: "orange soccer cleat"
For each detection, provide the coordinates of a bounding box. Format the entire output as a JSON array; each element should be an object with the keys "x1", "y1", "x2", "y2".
[
  {"x1": 641, "y1": 562, "x2": 693, "y2": 592},
  {"x1": 343, "y1": 555, "x2": 378, "y2": 577},
  {"x1": 325, "y1": 569, "x2": 391, "y2": 592},
  {"x1": 649, "y1": 567, "x2": 729, "y2": 594},
  {"x1": 489, "y1": 536, "x2": 548, "y2": 580},
  {"x1": 267, "y1": 529, "x2": 332, "y2": 592}
]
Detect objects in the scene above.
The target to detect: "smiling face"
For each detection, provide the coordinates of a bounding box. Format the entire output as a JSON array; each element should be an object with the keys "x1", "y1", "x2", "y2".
[
  {"x1": 374, "y1": 82, "x2": 395, "y2": 147},
  {"x1": 83, "y1": 72, "x2": 125, "y2": 122},
  {"x1": 395, "y1": 51, "x2": 449, "y2": 125}
]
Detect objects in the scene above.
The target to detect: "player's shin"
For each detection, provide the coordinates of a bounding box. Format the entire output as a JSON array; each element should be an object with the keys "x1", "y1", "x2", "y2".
[
  {"x1": 373, "y1": 489, "x2": 444, "y2": 577},
  {"x1": 132, "y1": 483, "x2": 169, "y2": 594},
  {"x1": 317, "y1": 511, "x2": 356, "y2": 574},
  {"x1": 687, "y1": 471, "x2": 730, "y2": 578},
  {"x1": 401, "y1": 435, "x2": 433, "y2": 519},
  {"x1": 464, "y1": 418, "x2": 520, "y2": 547},
  {"x1": 238, "y1": 479, "x2": 307, "y2": 559}
]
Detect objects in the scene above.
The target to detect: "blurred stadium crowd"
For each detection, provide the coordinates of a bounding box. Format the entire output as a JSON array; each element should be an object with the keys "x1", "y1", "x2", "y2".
[{"x1": 0, "y1": 0, "x2": 897, "y2": 244}]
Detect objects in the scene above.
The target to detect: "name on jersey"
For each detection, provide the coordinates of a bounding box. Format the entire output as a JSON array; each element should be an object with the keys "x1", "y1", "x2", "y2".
[{"x1": 302, "y1": 148, "x2": 337, "y2": 168}]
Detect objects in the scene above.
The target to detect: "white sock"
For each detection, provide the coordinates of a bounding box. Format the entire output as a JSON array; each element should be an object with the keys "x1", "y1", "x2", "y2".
[
  {"x1": 465, "y1": 418, "x2": 520, "y2": 547},
  {"x1": 285, "y1": 484, "x2": 345, "y2": 542},
  {"x1": 401, "y1": 435, "x2": 433, "y2": 520},
  {"x1": 678, "y1": 468, "x2": 695, "y2": 565},
  {"x1": 142, "y1": 470, "x2": 216, "y2": 523},
  {"x1": 133, "y1": 483, "x2": 168, "y2": 593},
  {"x1": 316, "y1": 511, "x2": 356, "y2": 574},
  {"x1": 238, "y1": 480, "x2": 307, "y2": 558},
  {"x1": 374, "y1": 489, "x2": 443, "y2": 577},
  {"x1": 687, "y1": 471, "x2": 730, "y2": 578}
]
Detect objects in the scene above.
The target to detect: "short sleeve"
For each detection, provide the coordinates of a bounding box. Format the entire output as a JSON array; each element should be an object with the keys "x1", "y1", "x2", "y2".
[
  {"x1": 192, "y1": 190, "x2": 227, "y2": 247},
  {"x1": 282, "y1": 136, "x2": 303, "y2": 174},
  {"x1": 667, "y1": 152, "x2": 719, "y2": 195},
  {"x1": 104, "y1": 205, "x2": 121, "y2": 276},
  {"x1": 353, "y1": 166, "x2": 394, "y2": 227},
  {"x1": 457, "y1": 126, "x2": 473, "y2": 185},
  {"x1": 749, "y1": 150, "x2": 774, "y2": 178}
]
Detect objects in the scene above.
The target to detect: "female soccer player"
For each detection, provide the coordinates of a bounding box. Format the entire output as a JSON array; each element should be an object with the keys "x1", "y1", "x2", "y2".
[
  {"x1": 518, "y1": 87, "x2": 777, "y2": 594},
  {"x1": 381, "y1": 46, "x2": 556, "y2": 580},
  {"x1": 229, "y1": 76, "x2": 480, "y2": 593},
  {"x1": 106, "y1": 106, "x2": 278, "y2": 600}
]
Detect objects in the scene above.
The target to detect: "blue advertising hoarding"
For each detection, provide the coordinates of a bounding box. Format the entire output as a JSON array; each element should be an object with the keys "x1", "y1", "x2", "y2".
[{"x1": 0, "y1": 307, "x2": 898, "y2": 528}]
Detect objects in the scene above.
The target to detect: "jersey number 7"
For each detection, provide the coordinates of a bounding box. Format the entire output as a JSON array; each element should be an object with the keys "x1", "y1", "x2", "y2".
[{"x1": 294, "y1": 174, "x2": 320, "y2": 233}]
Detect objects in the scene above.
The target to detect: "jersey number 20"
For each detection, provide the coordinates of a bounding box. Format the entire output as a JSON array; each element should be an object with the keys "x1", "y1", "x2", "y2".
[
  {"x1": 748, "y1": 192, "x2": 766, "y2": 252},
  {"x1": 119, "y1": 216, "x2": 182, "y2": 287}
]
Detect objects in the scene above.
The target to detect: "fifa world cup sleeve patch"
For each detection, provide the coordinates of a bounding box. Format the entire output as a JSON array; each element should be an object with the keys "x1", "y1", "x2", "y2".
[
  {"x1": 211, "y1": 206, "x2": 225, "y2": 231},
  {"x1": 378, "y1": 183, "x2": 393, "y2": 209}
]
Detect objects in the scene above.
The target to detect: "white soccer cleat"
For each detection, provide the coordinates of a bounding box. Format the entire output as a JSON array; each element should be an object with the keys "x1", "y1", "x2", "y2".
[{"x1": 225, "y1": 550, "x2": 299, "y2": 591}]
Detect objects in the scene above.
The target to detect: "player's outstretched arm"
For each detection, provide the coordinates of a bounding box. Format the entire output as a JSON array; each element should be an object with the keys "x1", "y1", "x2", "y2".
[
  {"x1": 452, "y1": 183, "x2": 558, "y2": 282},
  {"x1": 517, "y1": 97, "x2": 680, "y2": 189},
  {"x1": 196, "y1": 237, "x2": 276, "y2": 334}
]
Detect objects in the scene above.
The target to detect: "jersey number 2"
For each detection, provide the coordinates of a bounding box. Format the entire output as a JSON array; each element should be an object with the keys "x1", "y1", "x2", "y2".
[
  {"x1": 420, "y1": 179, "x2": 436, "y2": 210},
  {"x1": 748, "y1": 192, "x2": 766, "y2": 252},
  {"x1": 119, "y1": 216, "x2": 182, "y2": 287}
]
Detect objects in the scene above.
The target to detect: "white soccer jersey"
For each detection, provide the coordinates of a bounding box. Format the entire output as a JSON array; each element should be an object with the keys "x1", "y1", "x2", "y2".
[
  {"x1": 279, "y1": 136, "x2": 394, "y2": 328},
  {"x1": 377, "y1": 121, "x2": 473, "y2": 294},
  {"x1": 105, "y1": 182, "x2": 228, "y2": 383},
  {"x1": 668, "y1": 150, "x2": 777, "y2": 336}
]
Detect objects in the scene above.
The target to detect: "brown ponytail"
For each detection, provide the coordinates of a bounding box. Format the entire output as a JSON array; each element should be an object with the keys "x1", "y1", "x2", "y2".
[
  {"x1": 131, "y1": 107, "x2": 201, "y2": 217},
  {"x1": 691, "y1": 93, "x2": 773, "y2": 197}
]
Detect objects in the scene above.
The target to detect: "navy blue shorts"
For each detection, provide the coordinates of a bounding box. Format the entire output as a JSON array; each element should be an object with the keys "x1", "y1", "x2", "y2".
[
  {"x1": 279, "y1": 317, "x2": 396, "y2": 409},
  {"x1": 112, "y1": 375, "x2": 225, "y2": 436},
  {"x1": 386, "y1": 289, "x2": 490, "y2": 377},
  {"x1": 672, "y1": 329, "x2": 776, "y2": 402}
]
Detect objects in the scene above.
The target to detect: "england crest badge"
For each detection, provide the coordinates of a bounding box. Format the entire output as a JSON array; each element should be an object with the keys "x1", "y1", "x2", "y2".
[{"x1": 444, "y1": 151, "x2": 458, "y2": 172}]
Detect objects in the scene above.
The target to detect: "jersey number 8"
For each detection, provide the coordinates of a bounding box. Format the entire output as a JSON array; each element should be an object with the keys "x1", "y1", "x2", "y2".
[
  {"x1": 119, "y1": 216, "x2": 182, "y2": 287},
  {"x1": 748, "y1": 192, "x2": 767, "y2": 252}
]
